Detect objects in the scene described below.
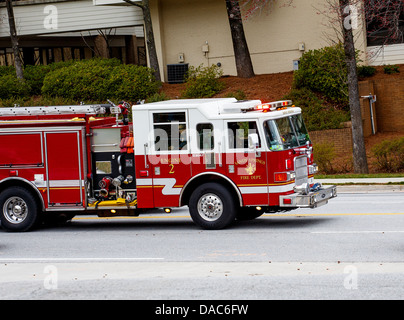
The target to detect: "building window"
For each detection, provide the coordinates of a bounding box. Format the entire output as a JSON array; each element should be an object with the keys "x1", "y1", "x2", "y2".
[{"x1": 366, "y1": 1, "x2": 404, "y2": 46}]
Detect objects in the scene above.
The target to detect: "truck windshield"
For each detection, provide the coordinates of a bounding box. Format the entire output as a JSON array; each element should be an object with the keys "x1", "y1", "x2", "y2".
[{"x1": 264, "y1": 114, "x2": 310, "y2": 151}]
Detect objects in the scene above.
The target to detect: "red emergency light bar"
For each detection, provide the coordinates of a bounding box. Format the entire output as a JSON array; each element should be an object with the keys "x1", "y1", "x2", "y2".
[{"x1": 256, "y1": 100, "x2": 293, "y2": 112}]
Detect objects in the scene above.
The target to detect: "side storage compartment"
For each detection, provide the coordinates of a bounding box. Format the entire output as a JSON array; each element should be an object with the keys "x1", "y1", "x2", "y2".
[
  {"x1": 90, "y1": 127, "x2": 136, "y2": 204},
  {"x1": 45, "y1": 130, "x2": 86, "y2": 208}
]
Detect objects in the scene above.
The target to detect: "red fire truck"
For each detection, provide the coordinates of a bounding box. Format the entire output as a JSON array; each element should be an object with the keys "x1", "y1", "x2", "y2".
[{"x1": 0, "y1": 98, "x2": 336, "y2": 232}]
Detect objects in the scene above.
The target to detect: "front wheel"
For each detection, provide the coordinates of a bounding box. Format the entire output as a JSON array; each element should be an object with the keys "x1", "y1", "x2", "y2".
[
  {"x1": 189, "y1": 183, "x2": 237, "y2": 230},
  {"x1": 0, "y1": 187, "x2": 39, "y2": 232}
]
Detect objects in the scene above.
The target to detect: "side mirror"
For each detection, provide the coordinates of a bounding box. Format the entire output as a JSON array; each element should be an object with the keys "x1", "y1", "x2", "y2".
[
  {"x1": 248, "y1": 133, "x2": 261, "y2": 157},
  {"x1": 248, "y1": 133, "x2": 259, "y2": 150}
]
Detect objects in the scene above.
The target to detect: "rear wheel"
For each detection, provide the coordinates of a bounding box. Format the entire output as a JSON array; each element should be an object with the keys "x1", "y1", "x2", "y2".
[
  {"x1": 189, "y1": 183, "x2": 236, "y2": 230},
  {"x1": 0, "y1": 187, "x2": 39, "y2": 232}
]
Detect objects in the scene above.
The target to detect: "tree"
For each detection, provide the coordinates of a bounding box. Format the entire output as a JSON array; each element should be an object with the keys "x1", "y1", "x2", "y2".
[
  {"x1": 5, "y1": 0, "x2": 24, "y2": 79},
  {"x1": 122, "y1": 0, "x2": 161, "y2": 82},
  {"x1": 315, "y1": 0, "x2": 368, "y2": 173},
  {"x1": 339, "y1": 0, "x2": 368, "y2": 173},
  {"x1": 240, "y1": 0, "x2": 293, "y2": 19},
  {"x1": 225, "y1": 0, "x2": 255, "y2": 78}
]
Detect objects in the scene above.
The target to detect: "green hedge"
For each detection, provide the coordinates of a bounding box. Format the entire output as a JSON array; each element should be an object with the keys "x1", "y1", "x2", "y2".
[
  {"x1": 0, "y1": 60, "x2": 77, "y2": 98},
  {"x1": 293, "y1": 43, "x2": 350, "y2": 105},
  {"x1": 372, "y1": 137, "x2": 404, "y2": 172},
  {"x1": 284, "y1": 87, "x2": 350, "y2": 131},
  {"x1": 0, "y1": 75, "x2": 31, "y2": 99},
  {"x1": 42, "y1": 58, "x2": 159, "y2": 102},
  {"x1": 181, "y1": 64, "x2": 225, "y2": 98},
  {"x1": 0, "y1": 58, "x2": 160, "y2": 102}
]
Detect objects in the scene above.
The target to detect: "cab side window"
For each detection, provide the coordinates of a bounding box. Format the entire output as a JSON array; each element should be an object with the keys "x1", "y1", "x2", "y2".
[
  {"x1": 196, "y1": 123, "x2": 214, "y2": 151},
  {"x1": 153, "y1": 112, "x2": 187, "y2": 151},
  {"x1": 227, "y1": 121, "x2": 261, "y2": 149}
]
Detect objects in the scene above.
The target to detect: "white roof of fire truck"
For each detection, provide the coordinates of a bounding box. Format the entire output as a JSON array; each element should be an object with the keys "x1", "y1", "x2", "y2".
[
  {"x1": 0, "y1": 99, "x2": 301, "y2": 121},
  {"x1": 133, "y1": 98, "x2": 302, "y2": 120}
]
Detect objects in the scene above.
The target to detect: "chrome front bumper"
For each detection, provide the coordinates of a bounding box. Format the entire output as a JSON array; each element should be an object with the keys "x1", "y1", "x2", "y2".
[{"x1": 279, "y1": 184, "x2": 337, "y2": 208}]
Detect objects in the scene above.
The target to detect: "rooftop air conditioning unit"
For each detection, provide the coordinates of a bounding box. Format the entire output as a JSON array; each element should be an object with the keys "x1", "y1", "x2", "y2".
[{"x1": 167, "y1": 63, "x2": 189, "y2": 84}]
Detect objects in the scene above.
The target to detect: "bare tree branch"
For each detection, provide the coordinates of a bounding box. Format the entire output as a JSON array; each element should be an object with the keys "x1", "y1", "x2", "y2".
[{"x1": 121, "y1": 0, "x2": 144, "y2": 10}]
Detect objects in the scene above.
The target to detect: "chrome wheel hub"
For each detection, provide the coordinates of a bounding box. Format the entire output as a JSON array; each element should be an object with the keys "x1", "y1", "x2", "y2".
[
  {"x1": 3, "y1": 197, "x2": 28, "y2": 224},
  {"x1": 197, "y1": 193, "x2": 223, "y2": 221}
]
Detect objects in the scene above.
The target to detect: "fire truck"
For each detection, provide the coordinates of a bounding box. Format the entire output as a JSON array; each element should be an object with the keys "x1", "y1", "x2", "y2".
[{"x1": 0, "y1": 98, "x2": 336, "y2": 232}]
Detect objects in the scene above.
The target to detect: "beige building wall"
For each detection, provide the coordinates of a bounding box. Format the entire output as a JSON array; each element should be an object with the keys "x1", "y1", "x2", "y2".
[{"x1": 154, "y1": 0, "x2": 368, "y2": 82}]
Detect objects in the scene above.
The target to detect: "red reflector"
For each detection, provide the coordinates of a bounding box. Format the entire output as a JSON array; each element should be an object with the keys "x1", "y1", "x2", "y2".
[
  {"x1": 9, "y1": 170, "x2": 18, "y2": 177},
  {"x1": 139, "y1": 170, "x2": 149, "y2": 177},
  {"x1": 286, "y1": 159, "x2": 292, "y2": 170},
  {"x1": 275, "y1": 172, "x2": 288, "y2": 182},
  {"x1": 283, "y1": 198, "x2": 292, "y2": 205}
]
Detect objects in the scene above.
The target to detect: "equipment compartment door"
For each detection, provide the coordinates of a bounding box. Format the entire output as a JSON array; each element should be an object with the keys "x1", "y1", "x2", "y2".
[{"x1": 45, "y1": 131, "x2": 84, "y2": 207}]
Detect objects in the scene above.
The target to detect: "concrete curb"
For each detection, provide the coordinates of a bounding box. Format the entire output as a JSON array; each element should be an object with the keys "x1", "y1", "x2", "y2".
[
  {"x1": 316, "y1": 178, "x2": 404, "y2": 193},
  {"x1": 335, "y1": 184, "x2": 404, "y2": 193}
]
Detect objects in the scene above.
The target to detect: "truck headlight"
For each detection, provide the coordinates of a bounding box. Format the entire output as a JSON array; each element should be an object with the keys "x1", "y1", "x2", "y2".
[{"x1": 309, "y1": 164, "x2": 318, "y2": 175}]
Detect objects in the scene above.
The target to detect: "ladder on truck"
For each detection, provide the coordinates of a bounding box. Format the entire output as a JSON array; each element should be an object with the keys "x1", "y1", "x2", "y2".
[{"x1": 0, "y1": 103, "x2": 122, "y2": 117}]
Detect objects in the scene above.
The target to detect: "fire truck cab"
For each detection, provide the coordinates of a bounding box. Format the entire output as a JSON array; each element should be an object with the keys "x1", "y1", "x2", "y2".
[{"x1": 0, "y1": 98, "x2": 336, "y2": 232}]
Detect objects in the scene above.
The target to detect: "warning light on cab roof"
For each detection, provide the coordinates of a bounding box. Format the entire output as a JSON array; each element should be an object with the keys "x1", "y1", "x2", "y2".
[{"x1": 256, "y1": 100, "x2": 293, "y2": 112}]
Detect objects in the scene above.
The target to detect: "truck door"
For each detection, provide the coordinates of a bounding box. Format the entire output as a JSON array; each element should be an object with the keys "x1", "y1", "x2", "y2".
[
  {"x1": 138, "y1": 110, "x2": 192, "y2": 208},
  {"x1": 45, "y1": 130, "x2": 85, "y2": 208},
  {"x1": 225, "y1": 120, "x2": 269, "y2": 206}
]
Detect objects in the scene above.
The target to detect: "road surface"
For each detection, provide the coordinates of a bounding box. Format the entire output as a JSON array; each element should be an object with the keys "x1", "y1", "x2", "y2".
[{"x1": 0, "y1": 192, "x2": 403, "y2": 301}]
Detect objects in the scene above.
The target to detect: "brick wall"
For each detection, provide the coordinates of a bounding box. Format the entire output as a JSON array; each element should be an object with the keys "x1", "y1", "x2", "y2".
[
  {"x1": 359, "y1": 78, "x2": 404, "y2": 133},
  {"x1": 309, "y1": 127, "x2": 353, "y2": 156},
  {"x1": 307, "y1": 78, "x2": 404, "y2": 162}
]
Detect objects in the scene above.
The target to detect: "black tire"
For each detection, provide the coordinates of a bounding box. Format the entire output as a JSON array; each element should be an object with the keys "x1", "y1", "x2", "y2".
[
  {"x1": 236, "y1": 207, "x2": 264, "y2": 221},
  {"x1": 0, "y1": 187, "x2": 39, "y2": 232},
  {"x1": 189, "y1": 182, "x2": 237, "y2": 230}
]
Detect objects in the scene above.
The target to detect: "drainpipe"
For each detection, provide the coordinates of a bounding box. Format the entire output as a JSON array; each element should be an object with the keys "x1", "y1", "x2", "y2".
[{"x1": 361, "y1": 94, "x2": 377, "y2": 135}]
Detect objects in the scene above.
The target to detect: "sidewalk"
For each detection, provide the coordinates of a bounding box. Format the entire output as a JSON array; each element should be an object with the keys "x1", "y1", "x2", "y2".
[{"x1": 316, "y1": 177, "x2": 404, "y2": 193}]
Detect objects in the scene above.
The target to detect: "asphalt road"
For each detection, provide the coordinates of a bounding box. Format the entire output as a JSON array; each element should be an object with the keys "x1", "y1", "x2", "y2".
[{"x1": 0, "y1": 192, "x2": 403, "y2": 301}]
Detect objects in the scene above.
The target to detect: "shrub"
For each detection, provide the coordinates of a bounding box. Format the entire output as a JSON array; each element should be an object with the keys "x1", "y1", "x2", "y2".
[
  {"x1": 357, "y1": 65, "x2": 376, "y2": 79},
  {"x1": 293, "y1": 43, "x2": 350, "y2": 105},
  {"x1": 0, "y1": 96, "x2": 81, "y2": 108},
  {"x1": 283, "y1": 88, "x2": 350, "y2": 131},
  {"x1": 42, "y1": 60, "x2": 110, "y2": 101},
  {"x1": 105, "y1": 64, "x2": 160, "y2": 102},
  {"x1": 0, "y1": 61, "x2": 78, "y2": 97},
  {"x1": 0, "y1": 75, "x2": 31, "y2": 99},
  {"x1": 313, "y1": 142, "x2": 335, "y2": 174},
  {"x1": 225, "y1": 89, "x2": 246, "y2": 101},
  {"x1": 42, "y1": 58, "x2": 159, "y2": 102},
  {"x1": 0, "y1": 65, "x2": 16, "y2": 77},
  {"x1": 372, "y1": 137, "x2": 404, "y2": 172},
  {"x1": 24, "y1": 65, "x2": 51, "y2": 96},
  {"x1": 181, "y1": 64, "x2": 225, "y2": 98},
  {"x1": 146, "y1": 92, "x2": 170, "y2": 103},
  {"x1": 383, "y1": 64, "x2": 400, "y2": 74}
]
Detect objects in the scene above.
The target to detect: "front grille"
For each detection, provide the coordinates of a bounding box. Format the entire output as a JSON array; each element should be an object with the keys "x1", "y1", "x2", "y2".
[{"x1": 295, "y1": 156, "x2": 308, "y2": 185}]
